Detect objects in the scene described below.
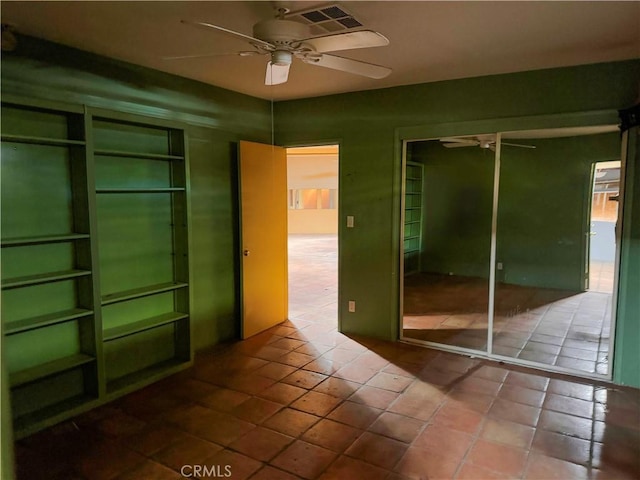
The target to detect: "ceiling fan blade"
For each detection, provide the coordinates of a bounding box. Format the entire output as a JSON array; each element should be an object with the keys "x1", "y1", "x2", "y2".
[
  {"x1": 181, "y1": 20, "x2": 275, "y2": 50},
  {"x1": 300, "y1": 30, "x2": 389, "y2": 53},
  {"x1": 440, "y1": 138, "x2": 479, "y2": 145},
  {"x1": 265, "y1": 62, "x2": 290, "y2": 85},
  {"x1": 163, "y1": 51, "x2": 263, "y2": 60},
  {"x1": 442, "y1": 142, "x2": 476, "y2": 148},
  {"x1": 301, "y1": 54, "x2": 391, "y2": 79},
  {"x1": 501, "y1": 141, "x2": 536, "y2": 149}
]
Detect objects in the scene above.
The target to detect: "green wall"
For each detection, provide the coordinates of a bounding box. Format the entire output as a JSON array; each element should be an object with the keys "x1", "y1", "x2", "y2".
[
  {"x1": 1, "y1": 35, "x2": 271, "y2": 352},
  {"x1": 275, "y1": 60, "x2": 640, "y2": 386},
  {"x1": 497, "y1": 132, "x2": 620, "y2": 291},
  {"x1": 409, "y1": 141, "x2": 494, "y2": 279}
]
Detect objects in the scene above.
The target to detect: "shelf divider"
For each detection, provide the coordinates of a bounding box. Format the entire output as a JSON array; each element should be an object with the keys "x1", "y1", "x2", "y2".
[
  {"x1": 1, "y1": 233, "x2": 90, "y2": 248},
  {"x1": 96, "y1": 187, "x2": 185, "y2": 194},
  {"x1": 10, "y1": 354, "x2": 95, "y2": 388},
  {"x1": 93, "y1": 148, "x2": 184, "y2": 161},
  {"x1": 1, "y1": 134, "x2": 85, "y2": 147},
  {"x1": 2, "y1": 269, "x2": 92, "y2": 290},
  {"x1": 4, "y1": 308, "x2": 93, "y2": 336},
  {"x1": 103, "y1": 312, "x2": 188, "y2": 342},
  {"x1": 101, "y1": 282, "x2": 188, "y2": 306}
]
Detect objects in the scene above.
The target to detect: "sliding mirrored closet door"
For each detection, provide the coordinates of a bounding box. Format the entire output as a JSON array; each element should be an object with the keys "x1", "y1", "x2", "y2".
[{"x1": 401, "y1": 126, "x2": 620, "y2": 378}]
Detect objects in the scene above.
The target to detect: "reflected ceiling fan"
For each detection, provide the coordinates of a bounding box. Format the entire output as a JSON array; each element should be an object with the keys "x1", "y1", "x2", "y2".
[
  {"x1": 440, "y1": 135, "x2": 536, "y2": 151},
  {"x1": 170, "y1": 7, "x2": 392, "y2": 85}
]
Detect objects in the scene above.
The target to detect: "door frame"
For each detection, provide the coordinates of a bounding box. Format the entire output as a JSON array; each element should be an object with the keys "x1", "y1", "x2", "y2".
[
  {"x1": 283, "y1": 141, "x2": 342, "y2": 330},
  {"x1": 394, "y1": 109, "x2": 623, "y2": 381}
]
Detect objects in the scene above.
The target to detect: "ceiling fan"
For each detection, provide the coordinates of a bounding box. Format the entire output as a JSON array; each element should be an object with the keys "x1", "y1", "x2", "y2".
[
  {"x1": 170, "y1": 8, "x2": 392, "y2": 85},
  {"x1": 440, "y1": 135, "x2": 536, "y2": 151}
]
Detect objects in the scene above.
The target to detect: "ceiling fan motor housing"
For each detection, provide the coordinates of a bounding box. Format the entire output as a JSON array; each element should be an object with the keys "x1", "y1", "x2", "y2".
[{"x1": 253, "y1": 19, "x2": 309, "y2": 47}]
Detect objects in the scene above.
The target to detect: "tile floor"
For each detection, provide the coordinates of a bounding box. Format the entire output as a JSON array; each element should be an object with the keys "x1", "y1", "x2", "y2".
[
  {"x1": 13, "y1": 235, "x2": 640, "y2": 480},
  {"x1": 403, "y1": 260, "x2": 614, "y2": 375}
]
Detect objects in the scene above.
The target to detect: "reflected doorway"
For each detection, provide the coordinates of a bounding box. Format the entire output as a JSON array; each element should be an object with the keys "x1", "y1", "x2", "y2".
[
  {"x1": 287, "y1": 146, "x2": 339, "y2": 328},
  {"x1": 401, "y1": 127, "x2": 622, "y2": 379}
]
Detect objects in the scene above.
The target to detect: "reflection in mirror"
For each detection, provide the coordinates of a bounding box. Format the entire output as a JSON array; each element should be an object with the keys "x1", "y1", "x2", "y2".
[
  {"x1": 493, "y1": 126, "x2": 620, "y2": 375},
  {"x1": 402, "y1": 137, "x2": 495, "y2": 352}
]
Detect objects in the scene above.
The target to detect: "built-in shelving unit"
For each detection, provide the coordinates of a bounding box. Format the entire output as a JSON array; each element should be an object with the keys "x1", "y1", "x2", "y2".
[
  {"x1": 1, "y1": 98, "x2": 192, "y2": 438},
  {"x1": 403, "y1": 161, "x2": 424, "y2": 275}
]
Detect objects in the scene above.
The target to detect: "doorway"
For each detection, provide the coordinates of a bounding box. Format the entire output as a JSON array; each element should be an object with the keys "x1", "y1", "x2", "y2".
[
  {"x1": 400, "y1": 127, "x2": 622, "y2": 379},
  {"x1": 286, "y1": 145, "x2": 339, "y2": 329}
]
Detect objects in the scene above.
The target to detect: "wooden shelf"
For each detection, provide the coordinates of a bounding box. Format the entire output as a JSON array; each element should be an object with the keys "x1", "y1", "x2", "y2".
[
  {"x1": 4, "y1": 308, "x2": 93, "y2": 336},
  {"x1": 1, "y1": 134, "x2": 85, "y2": 147},
  {"x1": 12, "y1": 394, "x2": 96, "y2": 439},
  {"x1": 102, "y1": 281, "x2": 188, "y2": 305},
  {"x1": 106, "y1": 358, "x2": 190, "y2": 395},
  {"x1": 10, "y1": 354, "x2": 95, "y2": 388},
  {"x1": 404, "y1": 235, "x2": 420, "y2": 241},
  {"x1": 405, "y1": 207, "x2": 421, "y2": 211},
  {"x1": 104, "y1": 312, "x2": 188, "y2": 342},
  {"x1": 405, "y1": 192, "x2": 422, "y2": 196},
  {"x1": 96, "y1": 187, "x2": 185, "y2": 194},
  {"x1": 405, "y1": 220, "x2": 421, "y2": 225},
  {"x1": 2, "y1": 269, "x2": 92, "y2": 290},
  {"x1": 1, "y1": 233, "x2": 90, "y2": 247},
  {"x1": 93, "y1": 149, "x2": 184, "y2": 161}
]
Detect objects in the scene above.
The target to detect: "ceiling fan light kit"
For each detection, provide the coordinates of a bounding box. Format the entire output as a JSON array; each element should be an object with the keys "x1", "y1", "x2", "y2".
[{"x1": 177, "y1": 7, "x2": 392, "y2": 86}]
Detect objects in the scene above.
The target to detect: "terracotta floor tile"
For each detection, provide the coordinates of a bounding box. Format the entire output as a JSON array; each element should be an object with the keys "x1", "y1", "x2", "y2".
[
  {"x1": 271, "y1": 440, "x2": 337, "y2": 479},
  {"x1": 301, "y1": 418, "x2": 362, "y2": 452},
  {"x1": 524, "y1": 453, "x2": 590, "y2": 479},
  {"x1": 275, "y1": 351, "x2": 316, "y2": 368},
  {"x1": 489, "y1": 398, "x2": 541, "y2": 427},
  {"x1": 538, "y1": 409, "x2": 593, "y2": 440},
  {"x1": 387, "y1": 393, "x2": 440, "y2": 421},
  {"x1": 113, "y1": 460, "x2": 181, "y2": 480},
  {"x1": 74, "y1": 439, "x2": 147, "y2": 480},
  {"x1": 543, "y1": 393, "x2": 594, "y2": 419},
  {"x1": 592, "y1": 441, "x2": 640, "y2": 475},
  {"x1": 498, "y1": 384, "x2": 546, "y2": 408},
  {"x1": 153, "y1": 434, "x2": 222, "y2": 470},
  {"x1": 480, "y1": 417, "x2": 536, "y2": 449},
  {"x1": 188, "y1": 412, "x2": 255, "y2": 446},
  {"x1": 349, "y1": 385, "x2": 400, "y2": 410},
  {"x1": 295, "y1": 342, "x2": 333, "y2": 357},
  {"x1": 345, "y1": 431, "x2": 408, "y2": 470},
  {"x1": 228, "y1": 426, "x2": 293, "y2": 462},
  {"x1": 447, "y1": 390, "x2": 495, "y2": 414},
  {"x1": 282, "y1": 369, "x2": 328, "y2": 389},
  {"x1": 255, "y1": 362, "x2": 298, "y2": 381},
  {"x1": 394, "y1": 447, "x2": 460, "y2": 479},
  {"x1": 301, "y1": 358, "x2": 343, "y2": 375},
  {"x1": 318, "y1": 455, "x2": 389, "y2": 480},
  {"x1": 321, "y1": 347, "x2": 361, "y2": 363},
  {"x1": 250, "y1": 465, "x2": 303, "y2": 480},
  {"x1": 258, "y1": 382, "x2": 307, "y2": 405},
  {"x1": 431, "y1": 401, "x2": 483, "y2": 435},
  {"x1": 505, "y1": 371, "x2": 550, "y2": 391},
  {"x1": 368, "y1": 412, "x2": 424, "y2": 443},
  {"x1": 271, "y1": 337, "x2": 308, "y2": 352},
  {"x1": 199, "y1": 388, "x2": 251, "y2": 412},
  {"x1": 313, "y1": 377, "x2": 360, "y2": 399},
  {"x1": 263, "y1": 408, "x2": 321, "y2": 437},
  {"x1": 456, "y1": 462, "x2": 512, "y2": 479},
  {"x1": 452, "y1": 376, "x2": 503, "y2": 397},
  {"x1": 291, "y1": 391, "x2": 343, "y2": 416},
  {"x1": 466, "y1": 439, "x2": 529, "y2": 477},
  {"x1": 121, "y1": 424, "x2": 188, "y2": 456},
  {"x1": 531, "y1": 430, "x2": 591, "y2": 466},
  {"x1": 203, "y1": 449, "x2": 262, "y2": 480},
  {"x1": 232, "y1": 396, "x2": 283, "y2": 424},
  {"x1": 225, "y1": 374, "x2": 277, "y2": 396},
  {"x1": 412, "y1": 424, "x2": 473, "y2": 464},
  {"x1": 334, "y1": 363, "x2": 379, "y2": 384},
  {"x1": 365, "y1": 372, "x2": 413, "y2": 393},
  {"x1": 327, "y1": 400, "x2": 382, "y2": 429}
]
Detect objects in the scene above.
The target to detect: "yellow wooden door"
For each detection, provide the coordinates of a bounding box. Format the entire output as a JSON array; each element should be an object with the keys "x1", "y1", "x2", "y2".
[{"x1": 239, "y1": 141, "x2": 288, "y2": 338}]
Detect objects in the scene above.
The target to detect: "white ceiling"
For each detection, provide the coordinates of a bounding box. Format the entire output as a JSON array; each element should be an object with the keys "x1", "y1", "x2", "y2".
[{"x1": 2, "y1": 1, "x2": 639, "y2": 101}]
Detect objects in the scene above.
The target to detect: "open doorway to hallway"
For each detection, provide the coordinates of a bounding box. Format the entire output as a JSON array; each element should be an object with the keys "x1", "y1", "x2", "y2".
[{"x1": 286, "y1": 146, "x2": 339, "y2": 331}]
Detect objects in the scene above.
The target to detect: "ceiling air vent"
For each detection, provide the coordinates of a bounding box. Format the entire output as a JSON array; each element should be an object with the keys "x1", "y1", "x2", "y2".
[{"x1": 287, "y1": 4, "x2": 364, "y2": 34}]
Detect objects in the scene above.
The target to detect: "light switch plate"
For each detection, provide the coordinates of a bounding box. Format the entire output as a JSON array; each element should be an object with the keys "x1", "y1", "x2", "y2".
[{"x1": 347, "y1": 215, "x2": 354, "y2": 228}]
